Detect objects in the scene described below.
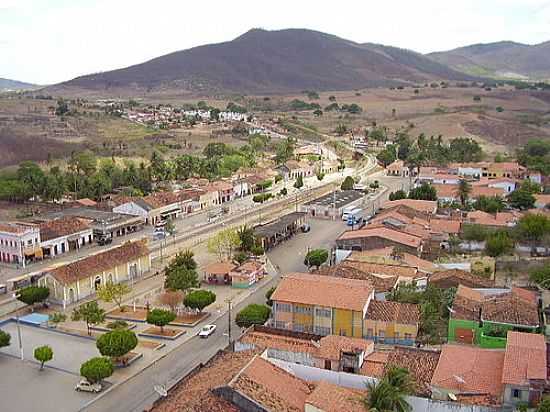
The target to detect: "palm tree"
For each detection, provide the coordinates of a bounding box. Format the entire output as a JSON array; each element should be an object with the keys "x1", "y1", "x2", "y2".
[
  {"x1": 363, "y1": 367, "x2": 413, "y2": 412},
  {"x1": 458, "y1": 179, "x2": 472, "y2": 207}
]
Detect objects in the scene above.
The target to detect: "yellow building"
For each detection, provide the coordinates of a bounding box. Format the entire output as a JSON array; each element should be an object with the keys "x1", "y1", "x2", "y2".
[
  {"x1": 39, "y1": 239, "x2": 150, "y2": 309},
  {"x1": 271, "y1": 272, "x2": 420, "y2": 345}
]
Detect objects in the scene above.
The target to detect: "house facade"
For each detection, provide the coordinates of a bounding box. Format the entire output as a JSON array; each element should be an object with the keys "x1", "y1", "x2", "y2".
[
  {"x1": 38, "y1": 240, "x2": 150, "y2": 308},
  {"x1": 0, "y1": 222, "x2": 41, "y2": 268},
  {"x1": 38, "y1": 217, "x2": 93, "y2": 258}
]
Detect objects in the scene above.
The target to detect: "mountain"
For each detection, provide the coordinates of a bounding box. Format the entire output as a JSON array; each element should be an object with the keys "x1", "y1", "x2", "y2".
[
  {"x1": 0, "y1": 78, "x2": 38, "y2": 91},
  {"x1": 428, "y1": 41, "x2": 550, "y2": 79},
  {"x1": 57, "y1": 28, "x2": 475, "y2": 94}
]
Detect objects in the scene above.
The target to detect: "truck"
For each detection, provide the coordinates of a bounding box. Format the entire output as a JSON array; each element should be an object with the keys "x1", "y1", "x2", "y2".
[
  {"x1": 342, "y1": 206, "x2": 360, "y2": 221},
  {"x1": 347, "y1": 208, "x2": 365, "y2": 228}
]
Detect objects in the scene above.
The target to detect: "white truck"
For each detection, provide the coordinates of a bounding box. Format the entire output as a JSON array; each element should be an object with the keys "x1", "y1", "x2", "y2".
[
  {"x1": 347, "y1": 208, "x2": 365, "y2": 228},
  {"x1": 342, "y1": 206, "x2": 361, "y2": 221}
]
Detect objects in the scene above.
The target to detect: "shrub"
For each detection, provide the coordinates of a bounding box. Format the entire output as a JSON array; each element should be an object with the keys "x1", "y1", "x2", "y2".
[
  {"x1": 235, "y1": 304, "x2": 271, "y2": 328},
  {"x1": 80, "y1": 357, "x2": 114, "y2": 384},
  {"x1": 34, "y1": 345, "x2": 53, "y2": 370},
  {"x1": 0, "y1": 330, "x2": 11, "y2": 348},
  {"x1": 146, "y1": 309, "x2": 176, "y2": 333},
  {"x1": 341, "y1": 176, "x2": 354, "y2": 190},
  {"x1": 183, "y1": 290, "x2": 216, "y2": 313},
  {"x1": 96, "y1": 329, "x2": 138, "y2": 359},
  {"x1": 16, "y1": 286, "x2": 50, "y2": 307},
  {"x1": 106, "y1": 320, "x2": 129, "y2": 330}
]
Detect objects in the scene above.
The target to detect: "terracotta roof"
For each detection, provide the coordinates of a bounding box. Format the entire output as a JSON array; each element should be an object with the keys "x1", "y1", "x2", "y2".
[
  {"x1": 317, "y1": 335, "x2": 374, "y2": 361},
  {"x1": 343, "y1": 260, "x2": 418, "y2": 279},
  {"x1": 305, "y1": 381, "x2": 365, "y2": 412},
  {"x1": 431, "y1": 344, "x2": 505, "y2": 399},
  {"x1": 337, "y1": 227, "x2": 423, "y2": 248},
  {"x1": 381, "y1": 199, "x2": 437, "y2": 214},
  {"x1": 482, "y1": 293, "x2": 539, "y2": 327},
  {"x1": 239, "y1": 327, "x2": 320, "y2": 355},
  {"x1": 150, "y1": 349, "x2": 255, "y2": 412},
  {"x1": 366, "y1": 300, "x2": 420, "y2": 325},
  {"x1": 384, "y1": 347, "x2": 441, "y2": 397},
  {"x1": 434, "y1": 184, "x2": 458, "y2": 200},
  {"x1": 361, "y1": 350, "x2": 390, "y2": 378},
  {"x1": 233, "y1": 260, "x2": 264, "y2": 274},
  {"x1": 316, "y1": 264, "x2": 396, "y2": 293},
  {"x1": 451, "y1": 285, "x2": 486, "y2": 321},
  {"x1": 0, "y1": 222, "x2": 36, "y2": 234},
  {"x1": 429, "y1": 219, "x2": 461, "y2": 234},
  {"x1": 74, "y1": 198, "x2": 97, "y2": 207},
  {"x1": 511, "y1": 286, "x2": 538, "y2": 304},
  {"x1": 502, "y1": 331, "x2": 547, "y2": 386},
  {"x1": 371, "y1": 210, "x2": 414, "y2": 225},
  {"x1": 466, "y1": 210, "x2": 519, "y2": 227},
  {"x1": 271, "y1": 273, "x2": 373, "y2": 312},
  {"x1": 38, "y1": 217, "x2": 91, "y2": 241},
  {"x1": 143, "y1": 191, "x2": 181, "y2": 209},
  {"x1": 231, "y1": 356, "x2": 312, "y2": 412},
  {"x1": 203, "y1": 261, "x2": 237, "y2": 276},
  {"x1": 472, "y1": 186, "x2": 505, "y2": 198},
  {"x1": 48, "y1": 240, "x2": 149, "y2": 285},
  {"x1": 455, "y1": 394, "x2": 502, "y2": 407},
  {"x1": 429, "y1": 269, "x2": 494, "y2": 289}
]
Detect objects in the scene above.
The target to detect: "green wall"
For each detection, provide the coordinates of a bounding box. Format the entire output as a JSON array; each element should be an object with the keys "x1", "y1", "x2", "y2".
[{"x1": 448, "y1": 318, "x2": 482, "y2": 344}]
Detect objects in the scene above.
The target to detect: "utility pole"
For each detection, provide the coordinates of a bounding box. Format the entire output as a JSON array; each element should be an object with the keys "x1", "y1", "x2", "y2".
[{"x1": 227, "y1": 299, "x2": 232, "y2": 350}]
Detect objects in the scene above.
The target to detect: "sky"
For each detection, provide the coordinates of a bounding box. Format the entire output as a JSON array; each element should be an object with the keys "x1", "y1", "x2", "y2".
[{"x1": 2, "y1": 0, "x2": 550, "y2": 85}]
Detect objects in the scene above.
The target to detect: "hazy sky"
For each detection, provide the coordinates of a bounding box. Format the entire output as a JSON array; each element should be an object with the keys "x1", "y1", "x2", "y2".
[{"x1": 2, "y1": 0, "x2": 550, "y2": 85}]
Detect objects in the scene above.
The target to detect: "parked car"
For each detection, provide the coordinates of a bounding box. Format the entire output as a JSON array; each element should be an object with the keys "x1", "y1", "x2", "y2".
[
  {"x1": 75, "y1": 379, "x2": 102, "y2": 393},
  {"x1": 300, "y1": 224, "x2": 311, "y2": 233},
  {"x1": 97, "y1": 236, "x2": 112, "y2": 246},
  {"x1": 198, "y1": 324, "x2": 217, "y2": 338}
]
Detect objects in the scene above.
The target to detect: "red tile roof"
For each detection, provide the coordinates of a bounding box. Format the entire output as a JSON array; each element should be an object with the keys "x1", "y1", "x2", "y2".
[
  {"x1": 361, "y1": 351, "x2": 390, "y2": 378},
  {"x1": 431, "y1": 344, "x2": 505, "y2": 399},
  {"x1": 203, "y1": 261, "x2": 237, "y2": 276},
  {"x1": 305, "y1": 381, "x2": 365, "y2": 412},
  {"x1": 39, "y1": 216, "x2": 91, "y2": 241},
  {"x1": 316, "y1": 264, "x2": 397, "y2": 293},
  {"x1": 48, "y1": 240, "x2": 149, "y2": 285},
  {"x1": 502, "y1": 331, "x2": 547, "y2": 386},
  {"x1": 271, "y1": 273, "x2": 373, "y2": 312},
  {"x1": 337, "y1": 227, "x2": 423, "y2": 248},
  {"x1": 366, "y1": 300, "x2": 420, "y2": 325},
  {"x1": 238, "y1": 327, "x2": 320, "y2": 355},
  {"x1": 317, "y1": 335, "x2": 374, "y2": 361},
  {"x1": 429, "y1": 269, "x2": 494, "y2": 289},
  {"x1": 381, "y1": 199, "x2": 437, "y2": 213}
]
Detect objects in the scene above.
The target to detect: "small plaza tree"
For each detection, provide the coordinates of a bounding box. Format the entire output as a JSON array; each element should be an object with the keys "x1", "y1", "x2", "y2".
[
  {"x1": 341, "y1": 176, "x2": 354, "y2": 190},
  {"x1": 146, "y1": 309, "x2": 176, "y2": 334},
  {"x1": 96, "y1": 329, "x2": 138, "y2": 361},
  {"x1": 294, "y1": 175, "x2": 304, "y2": 189},
  {"x1": 164, "y1": 252, "x2": 199, "y2": 293},
  {"x1": 72, "y1": 301, "x2": 106, "y2": 336},
  {"x1": 80, "y1": 357, "x2": 114, "y2": 384},
  {"x1": 34, "y1": 345, "x2": 53, "y2": 371},
  {"x1": 207, "y1": 228, "x2": 241, "y2": 261},
  {"x1": 16, "y1": 286, "x2": 50, "y2": 310},
  {"x1": 97, "y1": 282, "x2": 131, "y2": 312},
  {"x1": 304, "y1": 249, "x2": 329, "y2": 270},
  {"x1": 235, "y1": 304, "x2": 271, "y2": 328},
  {"x1": 0, "y1": 330, "x2": 11, "y2": 348},
  {"x1": 183, "y1": 290, "x2": 216, "y2": 313}
]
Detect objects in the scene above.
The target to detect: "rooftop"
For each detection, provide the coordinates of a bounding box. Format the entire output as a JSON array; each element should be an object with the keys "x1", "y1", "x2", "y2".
[
  {"x1": 348, "y1": 247, "x2": 437, "y2": 274},
  {"x1": 0, "y1": 222, "x2": 37, "y2": 235},
  {"x1": 502, "y1": 331, "x2": 547, "y2": 386},
  {"x1": 238, "y1": 326, "x2": 320, "y2": 355},
  {"x1": 271, "y1": 272, "x2": 373, "y2": 312},
  {"x1": 316, "y1": 264, "x2": 397, "y2": 293},
  {"x1": 337, "y1": 227, "x2": 423, "y2": 248},
  {"x1": 317, "y1": 335, "x2": 374, "y2": 361},
  {"x1": 366, "y1": 300, "x2": 420, "y2": 325},
  {"x1": 381, "y1": 199, "x2": 437, "y2": 214},
  {"x1": 204, "y1": 261, "x2": 237, "y2": 275},
  {"x1": 305, "y1": 380, "x2": 365, "y2": 412},
  {"x1": 304, "y1": 190, "x2": 363, "y2": 209},
  {"x1": 48, "y1": 240, "x2": 149, "y2": 285},
  {"x1": 429, "y1": 269, "x2": 494, "y2": 289},
  {"x1": 431, "y1": 344, "x2": 505, "y2": 400},
  {"x1": 254, "y1": 212, "x2": 306, "y2": 238},
  {"x1": 38, "y1": 216, "x2": 92, "y2": 241}
]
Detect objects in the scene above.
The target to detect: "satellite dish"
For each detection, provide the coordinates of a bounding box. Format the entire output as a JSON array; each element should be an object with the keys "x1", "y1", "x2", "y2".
[
  {"x1": 154, "y1": 384, "x2": 167, "y2": 397},
  {"x1": 448, "y1": 393, "x2": 458, "y2": 401}
]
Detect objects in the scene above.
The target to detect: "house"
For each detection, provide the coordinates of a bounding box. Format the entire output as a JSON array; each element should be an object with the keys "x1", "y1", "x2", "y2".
[
  {"x1": 466, "y1": 210, "x2": 521, "y2": 228},
  {"x1": 364, "y1": 300, "x2": 420, "y2": 345},
  {"x1": 229, "y1": 260, "x2": 266, "y2": 288},
  {"x1": 253, "y1": 212, "x2": 306, "y2": 251},
  {"x1": 336, "y1": 226, "x2": 424, "y2": 256},
  {"x1": 202, "y1": 262, "x2": 237, "y2": 285},
  {"x1": 448, "y1": 285, "x2": 540, "y2": 348},
  {"x1": 429, "y1": 269, "x2": 494, "y2": 289},
  {"x1": 381, "y1": 199, "x2": 438, "y2": 215},
  {"x1": 38, "y1": 217, "x2": 93, "y2": 258},
  {"x1": 430, "y1": 344, "x2": 505, "y2": 406},
  {"x1": 271, "y1": 273, "x2": 374, "y2": 337},
  {"x1": 386, "y1": 160, "x2": 409, "y2": 177},
  {"x1": 206, "y1": 180, "x2": 234, "y2": 204},
  {"x1": 232, "y1": 178, "x2": 250, "y2": 198},
  {"x1": 38, "y1": 240, "x2": 150, "y2": 308},
  {"x1": 283, "y1": 160, "x2": 315, "y2": 179},
  {"x1": 0, "y1": 222, "x2": 41, "y2": 267},
  {"x1": 502, "y1": 331, "x2": 547, "y2": 407}
]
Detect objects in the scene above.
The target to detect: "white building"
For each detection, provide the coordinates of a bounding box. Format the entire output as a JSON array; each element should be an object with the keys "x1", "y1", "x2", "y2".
[{"x1": 0, "y1": 222, "x2": 41, "y2": 268}]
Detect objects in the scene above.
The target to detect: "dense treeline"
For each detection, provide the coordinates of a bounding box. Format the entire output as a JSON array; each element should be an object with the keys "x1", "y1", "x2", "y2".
[{"x1": 517, "y1": 139, "x2": 550, "y2": 176}]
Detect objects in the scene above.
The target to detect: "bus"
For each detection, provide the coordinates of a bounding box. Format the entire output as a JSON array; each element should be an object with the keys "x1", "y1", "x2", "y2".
[{"x1": 347, "y1": 208, "x2": 365, "y2": 228}]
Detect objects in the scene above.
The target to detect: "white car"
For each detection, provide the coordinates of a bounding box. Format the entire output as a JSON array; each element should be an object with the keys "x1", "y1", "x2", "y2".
[
  {"x1": 198, "y1": 324, "x2": 217, "y2": 338},
  {"x1": 75, "y1": 379, "x2": 102, "y2": 393}
]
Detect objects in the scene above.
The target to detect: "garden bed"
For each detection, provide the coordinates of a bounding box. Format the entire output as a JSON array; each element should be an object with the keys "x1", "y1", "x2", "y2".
[
  {"x1": 91, "y1": 321, "x2": 138, "y2": 333},
  {"x1": 171, "y1": 312, "x2": 210, "y2": 327},
  {"x1": 138, "y1": 340, "x2": 166, "y2": 351},
  {"x1": 139, "y1": 327, "x2": 186, "y2": 340},
  {"x1": 106, "y1": 306, "x2": 149, "y2": 322}
]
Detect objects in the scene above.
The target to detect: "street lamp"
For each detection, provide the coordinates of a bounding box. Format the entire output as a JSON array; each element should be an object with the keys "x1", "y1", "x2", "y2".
[{"x1": 12, "y1": 293, "x2": 23, "y2": 360}]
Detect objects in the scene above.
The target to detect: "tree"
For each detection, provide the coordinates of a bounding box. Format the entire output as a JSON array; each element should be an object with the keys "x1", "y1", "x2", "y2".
[
  {"x1": 474, "y1": 195, "x2": 504, "y2": 213},
  {"x1": 16, "y1": 286, "x2": 50, "y2": 309},
  {"x1": 97, "y1": 282, "x2": 131, "y2": 312},
  {"x1": 265, "y1": 286, "x2": 276, "y2": 307},
  {"x1": 516, "y1": 213, "x2": 550, "y2": 242},
  {"x1": 275, "y1": 137, "x2": 295, "y2": 165},
  {"x1": 537, "y1": 399, "x2": 550, "y2": 412},
  {"x1": 146, "y1": 309, "x2": 176, "y2": 333},
  {"x1": 341, "y1": 176, "x2": 355, "y2": 190},
  {"x1": 389, "y1": 190, "x2": 407, "y2": 201},
  {"x1": 508, "y1": 188, "x2": 536, "y2": 210},
  {"x1": 207, "y1": 228, "x2": 241, "y2": 260},
  {"x1": 316, "y1": 171, "x2": 325, "y2": 181},
  {"x1": 34, "y1": 345, "x2": 53, "y2": 371},
  {"x1": 164, "y1": 218, "x2": 176, "y2": 236},
  {"x1": 17, "y1": 161, "x2": 45, "y2": 198},
  {"x1": 80, "y1": 357, "x2": 114, "y2": 384},
  {"x1": 0, "y1": 330, "x2": 10, "y2": 348},
  {"x1": 457, "y1": 179, "x2": 472, "y2": 207},
  {"x1": 72, "y1": 301, "x2": 106, "y2": 336},
  {"x1": 313, "y1": 109, "x2": 323, "y2": 117},
  {"x1": 166, "y1": 250, "x2": 197, "y2": 272},
  {"x1": 385, "y1": 366, "x2": 415, "y2": 395},
  {"x1": 530, "y1": 266, "x2": 550, "y2": 289},
  {"x1": 377, "y1": 146, "x2": 397, "y2": 167},
  {"x1": 158, "y1": 290, "x2": 184, "y2": 313},
  {"x1": 183, "y1": 290, "x2": 216, "y2": 313},
  {"x1": 96, "y1": 329, "x2": 138, "y2": 360},
  {"x1": 304, "y1": 249, "x2": 329, "y2": 270},
  {"x1": 164, "y1": 266, "x2": 199, "y2": 293},
  {"x1": 408, "y1": 183, "x2": 437, "y2": 201},
  {"x1": 48, "y1": 312, "x2": 66, "y2": 327},
  {"x1": 55, "y1": 98, "x2": 69, "y2": 116},
  {"x1": 237, "y1": 225, "x2": 256, "y2": 252},
  {"x1": 235, "y1": 304, "x2": 271, "y2": 328},
  {"x1": 364, "y1": 367, "x2": 413, "y2": 412},
  {"x1": 485, "y1": 231, "x2": 513, "y2": 257}
]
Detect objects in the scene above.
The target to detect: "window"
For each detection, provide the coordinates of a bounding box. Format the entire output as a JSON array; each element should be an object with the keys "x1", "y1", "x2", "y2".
[
  {"x1": 314, "y1": 326, "x2": 331, "y2": 335},
  {"x1": 294, "y1": 306, "x2": 312, "y2": 314},
  {"x1": 366, "y1": 328, "x2": 373, "y2": 337},
  {"x1": 512, "y1": 389, "x2": 521, "y2": 399},
  {"x1": 293, "y1": 324, "x2": 305, "y2": 332},
  {"x1": 394, "y1": 332, "x2": 400, "y2": 340},
  {"x1": 315, "y1": 308, "x2": 331, "y2": 318},
  {"x1": 404, "y1": 333, "x2": 412, "y2": 341},
  {"x1": 378, "y1": 330, "x2": 385, "y2": 343},
  {"x1": 275, "y1": 303, "x2": 291, "y2": 312}
]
